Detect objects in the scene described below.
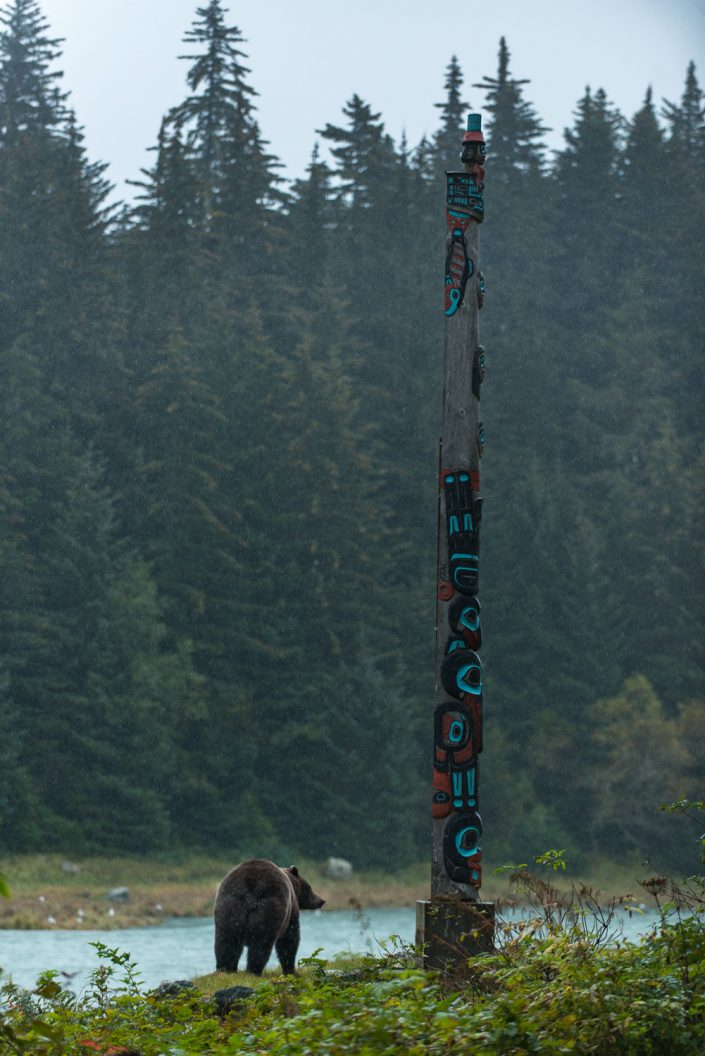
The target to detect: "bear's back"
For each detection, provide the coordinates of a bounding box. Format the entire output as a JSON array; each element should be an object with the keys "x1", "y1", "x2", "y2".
[{"x1": 215, "y1": 858, "x2": 295, "y2": 926}]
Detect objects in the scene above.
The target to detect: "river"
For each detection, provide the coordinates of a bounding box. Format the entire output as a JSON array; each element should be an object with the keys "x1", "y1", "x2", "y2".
[{"x1": 0, "y1": 906, "x2": 660, "y2": 993}]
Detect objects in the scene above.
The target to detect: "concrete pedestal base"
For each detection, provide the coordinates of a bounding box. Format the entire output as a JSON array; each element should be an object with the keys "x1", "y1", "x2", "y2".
[{"x1": 416, "y1": 898, "x2": 495, "y2": 971}]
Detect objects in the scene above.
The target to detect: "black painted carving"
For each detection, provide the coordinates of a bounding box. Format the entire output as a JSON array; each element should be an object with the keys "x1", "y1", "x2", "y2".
[
  {"x1": 433, "y1": 702, "x2": 479, "y2": 819},
  {"x1": 446, "y1": 170, "x2": 484, "y2": 221},
  {"x1": 460, "y1": 139, "x2": 486, "y2": 167},
  {"x1": 443, "y1": 470, "x2": 482, "y2": 595},
  {"x1": 441, "y1": 638, "x2": 483, "y2": 700},
  {"x1": 448, "y1": 595, "x2": 481, "y2": 651},
  {"x1": 472, "y1": 345, "x2": 486, "y2": 400},
  {"x1": 444, "y1": 208, "x2": 474, "y2": 317},
  {"x1": 442, "y1": 811, "x2": 483, "y2": 886}
]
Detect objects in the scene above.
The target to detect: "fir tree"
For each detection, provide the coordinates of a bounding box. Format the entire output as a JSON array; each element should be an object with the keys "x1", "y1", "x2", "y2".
[
  {"x1": 13, "y1": 446, "x2": 183, "y2": 851},
  {"x1": 660, "y1": 64, "x2": 705, "y2": 435},
  {"x1": 284, "y1": 144, "x2": 335, "y2": 299},
  {"x1": 473, "y1": 37, "x2": 548, "y2": 183},
  {"x1": 542, "y1": 85, "x2": 625, "y2": 471},
  {"x1": 165, "y1": 0, "x2": 282, "y2": 281},
  {"x1": 0, "y1": 669, "x2": 40, "y2": 849},
  {"x1": 319, "y1": 94, "x2": 396, "y2": 210},
  {"x1": 317, "y1": 94, "x2": 408, "y2": 399},
  {"x1": 432, "y1": 55, "x2": 470, "y2": 171},
  {"x1": 0, "y1": 0, "x2": 124, "y2": 455},
  {"x1": 470, "y1": 40, "x2": 553, "y2": 458},
  {"x1": 269, "y1": 658, "x2": 425, "y2": 867},
  {"x1": 618, "y1": 87, "x2": 664, "y2": 268},
  {"x1": 0, "y1": 0, "x2": 66, "y2": 138},
  {"x1": 662, "y1": 60, "x2": 705, "y2": 160}
]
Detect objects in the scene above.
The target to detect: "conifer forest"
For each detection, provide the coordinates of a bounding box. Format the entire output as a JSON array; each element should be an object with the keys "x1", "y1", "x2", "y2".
[{"x1": 0, "y1": 0, "x2": 703, "y2": 874}]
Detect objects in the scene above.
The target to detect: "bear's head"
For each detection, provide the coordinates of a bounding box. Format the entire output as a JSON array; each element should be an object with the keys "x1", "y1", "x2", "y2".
[{"x1": 286, "y1": 866, "x2": 326, "y2": 910}]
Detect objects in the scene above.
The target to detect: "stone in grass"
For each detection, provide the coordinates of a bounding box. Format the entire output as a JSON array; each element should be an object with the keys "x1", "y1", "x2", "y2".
[
  {"x1": 153, "y1": 979, "x2": 198, "y2": 998},
  {"x1": 323, "y1": 857, "x2": 354, "y2": 880},
  {"x1": 214, "y1": 985, "x2": 255, "y2": 1016},
  {"x1": 61, "y1": 860, "x2": 80, "y2": 874},
  {"x1": 106, "y1": 886, "x2": 130, "y2": 902}
]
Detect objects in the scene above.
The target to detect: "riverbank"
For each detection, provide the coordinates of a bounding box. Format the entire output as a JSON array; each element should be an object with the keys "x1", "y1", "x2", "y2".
[
  {"x1": 0, "y1": 855, "x2": 428, "y2": 929},
  {"x1": 0, "y1": 853, "x2": 653, "y2": 930}
]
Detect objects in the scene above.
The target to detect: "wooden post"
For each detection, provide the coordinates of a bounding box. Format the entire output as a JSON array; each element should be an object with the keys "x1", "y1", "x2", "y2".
[{"x1": 417, "y1": 113, "x2": 495, "y2": 970}]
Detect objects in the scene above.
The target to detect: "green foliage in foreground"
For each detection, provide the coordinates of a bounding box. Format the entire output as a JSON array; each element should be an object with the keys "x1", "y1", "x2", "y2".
[{"x1": 2, "y1": 897, "x2": 704, "y2": 1055}]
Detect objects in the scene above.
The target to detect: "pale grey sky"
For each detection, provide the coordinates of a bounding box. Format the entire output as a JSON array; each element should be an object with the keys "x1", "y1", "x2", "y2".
[{"x1": 39, "y1": 0, "x2": 705, "y2": 202}]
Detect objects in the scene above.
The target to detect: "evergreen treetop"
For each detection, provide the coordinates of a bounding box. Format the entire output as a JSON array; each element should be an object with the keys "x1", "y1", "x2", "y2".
[
  {"x1": 0, "y1": 0, "x2": 66, "y2": 139},
  {"x1": 318, "y1": 94, "x2": 396, "y2": 208},
  {"x1": 662, "y1": 60, "x2": 705, "y2": 155},
  {"x1": 473, "y1": 36, "x2": 548, "y2": 177},
  {"x1": 558, "y1": 86, "x2": 623, "y2": 179},
  {"x1": 165, "y1": 0, "x2": 280, "y2": 223},
  {"x1": 432, "y1": 55, "x2": 470, "y2": 170},
  {"x1": 173, "y1": 0, "x2": 257, "y2": 158}
]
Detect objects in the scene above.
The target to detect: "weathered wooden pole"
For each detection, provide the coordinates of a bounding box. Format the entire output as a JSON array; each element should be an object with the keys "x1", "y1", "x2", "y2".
[{"x1": 416, "y1": 113, "x2": 495, "y2": 970}]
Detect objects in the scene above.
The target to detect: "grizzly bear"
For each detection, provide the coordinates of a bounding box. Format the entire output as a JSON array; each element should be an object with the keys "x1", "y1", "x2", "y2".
[{"x1": 214, "y1": 858, "x2": 325, "y2": 975}]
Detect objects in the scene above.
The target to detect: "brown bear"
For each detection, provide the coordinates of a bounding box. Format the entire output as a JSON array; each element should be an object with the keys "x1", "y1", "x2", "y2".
[{"x1": 214, "y1": 858, "x2": 325, "y2": 975}]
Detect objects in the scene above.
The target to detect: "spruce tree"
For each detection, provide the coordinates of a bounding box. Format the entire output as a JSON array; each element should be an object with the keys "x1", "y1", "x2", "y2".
[
  {"x1": 553, "y1": 85, "x2": 623, "y2": 291},
  {"x1": 470, "y1": 39, "x2": 554, "y2": 461},
  {"x1": 165, "y1": 0, "x2": 282, "y2": 284},
  {"x1": 617, "y1": 88, "x2": 664, "y2": 272},
  {"x1": 269, "y1": 658, "x2": 425, "y2": 866},
  {"x1": 317, "y1": 93, "x2": 435, "y2": 654},
  {"x1": 660, "y1": 63, "x2": 705, "y2": 436},
  {"x1": 0, "y1": 669, "x2": 40, "y2": 849},
  {"x1": 9, "y1": 443, "x2": 183, "y2": 851},
  {"x1": 432, "y1": 55, "x2": 470, "y2": 171},
  {"x1": 0, "y1": 0, "x2": 66, "y2": 138},
  {"x1": 0, "y1": 0, "x2": 125, "y2": 455},
  {"x1": 474, "y1": 37, "x2": 547, "y2": 183},
  {"x1": 662, "y1": 61, "x2": 705, "y2": 160},
  {"x1": 317, "y1": 94, "x2": 409, "y2": 412},
  {"x1": 284, "y1": 145, "x2": 335, "y2": 300},
  {"x1": 319, "y1": 94, "x2": 397, "y2": 211}
]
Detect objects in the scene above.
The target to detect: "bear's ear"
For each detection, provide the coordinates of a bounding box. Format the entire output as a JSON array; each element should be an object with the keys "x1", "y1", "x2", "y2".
[{"x1": 289, "y1": 866, "x2": 299, "y2": 876}]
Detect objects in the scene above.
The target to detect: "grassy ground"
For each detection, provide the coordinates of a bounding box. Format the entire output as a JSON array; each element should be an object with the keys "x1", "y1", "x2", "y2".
[
  {"x1": 0, "y1": 852, "x2": 654, "y2": 930},
  {"x1": 192, "y1": 969, "x2": 282, "y2": 996}
]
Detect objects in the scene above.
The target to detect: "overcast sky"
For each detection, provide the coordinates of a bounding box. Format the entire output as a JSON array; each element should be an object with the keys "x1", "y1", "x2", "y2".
[{"x1": 39, "y1": 0, "x2": 705, "y2": 202}]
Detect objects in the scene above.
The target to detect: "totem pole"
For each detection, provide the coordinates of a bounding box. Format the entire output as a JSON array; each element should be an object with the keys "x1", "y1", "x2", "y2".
[{"x1": 416, "y1": 113, "x2": 495, "y2": 969}]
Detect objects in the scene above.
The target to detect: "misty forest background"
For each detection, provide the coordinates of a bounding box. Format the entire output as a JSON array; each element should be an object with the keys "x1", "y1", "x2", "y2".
[{"x1": 0, "y1": 0, "x2": 703, "y2": 874}]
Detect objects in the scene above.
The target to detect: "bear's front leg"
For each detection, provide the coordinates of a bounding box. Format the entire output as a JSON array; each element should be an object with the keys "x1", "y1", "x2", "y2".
[{"x1": 275, "y1": 915, "x2": 301, "y2": 975}]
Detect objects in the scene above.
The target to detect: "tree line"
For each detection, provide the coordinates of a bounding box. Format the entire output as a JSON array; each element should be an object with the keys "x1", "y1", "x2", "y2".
[{"x1": 0, "y1": 0, "x2": 703, "y2": 872}]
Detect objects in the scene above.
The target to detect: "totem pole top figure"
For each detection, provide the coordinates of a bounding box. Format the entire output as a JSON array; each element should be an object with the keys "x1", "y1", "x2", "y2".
[{"x1": 461, "y1": 113, "x2": 486, "y2": 168}]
